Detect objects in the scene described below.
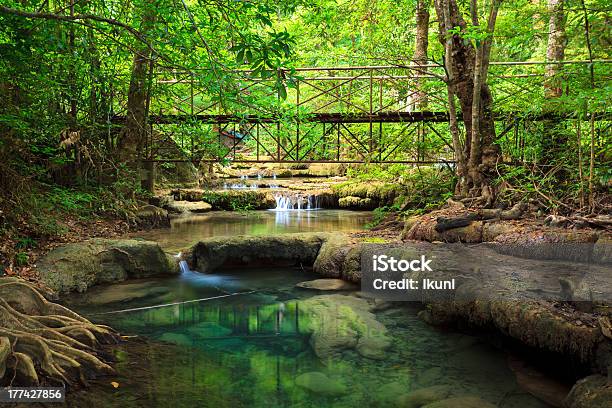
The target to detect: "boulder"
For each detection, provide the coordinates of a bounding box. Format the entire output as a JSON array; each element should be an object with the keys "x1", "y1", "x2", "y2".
[
  {"x1": 172, "y1": 189, "x2": 275, "y2": 210},
  {"x1": 299, "y1": 294, "x2": 391, "y2": 360},
  {"x1": 189, "y1": 233, "x2": 326, "y2": 273},
  {"x1": 565, "y1": 375, "x2": 612, "y2": 408},
  {"x1": 295, "y1": 371, "x2": 347, "y2": 396},
  {"x1": 338, "y1": 196, "x2": 377, "y2": 210},
  {"x1": 421, "y1": 396, "x2": 496, "y2": 408},
  {"x1": 166, "y1": 200, "x2": 212, "y2": 214},
  {"x1": 507, "y1": 356, "x2": 570, "y2": 407},
  {"x1": 312, "y1": 234, "x2": 353, "y2": 278},
  {"x1": 135, "y1": 205, "x2": 170, "y2": 228},
  {"x1": 396, "y1": 385, "x2": 454, "y2": 408},
  {"x1": 296, "y1": 279, "x2": 357, "y2": 291},
  {"x1": 37, "y1": 239, "x2": 178, "y2": 294}
]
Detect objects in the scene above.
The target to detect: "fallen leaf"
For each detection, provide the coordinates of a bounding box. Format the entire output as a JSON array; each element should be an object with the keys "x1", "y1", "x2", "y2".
[{"x1": 111, "y1": 381, "x2": 120, "y2": 388}]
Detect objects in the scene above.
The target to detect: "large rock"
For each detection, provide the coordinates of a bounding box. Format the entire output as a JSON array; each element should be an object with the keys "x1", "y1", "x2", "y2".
[
  {"x1": 166, "y1": 200, "x2": 212, "y2": 214},
  {"x1": 395, "y1": 385, "x2": 455, "y2": 408},
  {"x1": 189, "y1": 233, "x2": 327, "y2": 273},
  {"x1": 421, "y1": 396, "x2": 496, "y2": 408},
  {"x1": 565, "y1": 375, "x2": 612, "y2": 408},
  {"x1": 296, "y1": 279, "x2": 357, "y2": 291},
  {"x1": 295, "y1": 371, "x2": 347, "y2": 396},
  {"x1": 135, "y1": 205, "x2": 170, "y2": 228},
  {"x1": 507, "y1": 356, "x2": 570, "y2": 407},
  {"x1": 338, "y1": 196, "x2": 377, "y2": 210},
  {"x1": 312, "y1": 234, "x2": 353, "y2": 278},
  {"x1": 172, "y1": 189, "x2": 275, "y2": 210},
  {"x1": 299, "y1": 294, "x2": 391, "y2": 360},
  {"x1": 37, "y1": 239, "x2": 178, "y2": 294}
]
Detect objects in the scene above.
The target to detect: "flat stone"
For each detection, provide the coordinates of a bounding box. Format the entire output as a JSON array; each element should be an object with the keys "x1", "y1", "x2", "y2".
[
  {"x1": 422, "y1": 396, "x2": 496, "y2": 408},
  {"x1": 295, "y1": 372, "x2": 347, "y2": 396},
  {"x1": 296, "y1": 278, "x2": 357, "y2": 291},
  {"x1": 168, "y1": 200, "x2": 212, "y2": 213},
  {"x1": 396, "y1": 385, "x2": 454, "y2": 408},
  {"x1": 37, "y1": 239, "x2": 178, "y2": 294}
]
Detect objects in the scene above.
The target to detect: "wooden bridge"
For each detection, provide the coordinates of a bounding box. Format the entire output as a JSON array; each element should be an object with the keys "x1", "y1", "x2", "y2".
[{"x1": 109, "y1": 60, "x2": 611, "y2": 165}]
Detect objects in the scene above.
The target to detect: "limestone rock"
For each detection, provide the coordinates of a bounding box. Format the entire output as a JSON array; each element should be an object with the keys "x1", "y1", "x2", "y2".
[
  {"x1": 167, "y1": 200, "x2": 212, "y2": 214},
  {"x1": 37, "y1": 239, "x2": 178, "y2": 294},
  {"x1": 396, "y1": 385, "x2": 454, "y2": 408},
  {"x1": 159, "y1": 333, "x2": 193, "y2": 347},
  {"x1": 295, "y1": 372, "x2": 347, "y2": 396},
  {"x1": 508, "y1": 356, "x2": 570, "y2": 407},
  {"x1": 135, "y1": 205, "x2": 170, "y2": 228},
  {"x1": 312, "y1": 234, "x2": 353, "y2": 279},
  {"x1": 338, "y1": 196, "x2": 377, "y2": 210},
  {"x1": 190, "y1": 233, "x2": 326, "y2": 273},
  {"x1": 299, "y1": 294, "x2": 391, "y2": 360},
  {"x1": 565, "y1": 375, "x2": 612, "y2": 408},
  {"x1": 421, "y1": 396, "x2": 496, "y2": 408},
  {"x1": 296, "y1": 279, "x2": 357, "y2": 291}
]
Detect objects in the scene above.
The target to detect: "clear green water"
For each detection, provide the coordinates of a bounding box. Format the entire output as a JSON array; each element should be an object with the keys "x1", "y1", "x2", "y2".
[
  {"x1": 130, "y1": 209, "x2": 372, "y2": 252},
  {"x1": 67, "y1": 268, "x2": 551, "y2": 408}
]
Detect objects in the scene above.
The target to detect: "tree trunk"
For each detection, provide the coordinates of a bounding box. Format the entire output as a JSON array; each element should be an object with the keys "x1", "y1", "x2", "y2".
[
  {"x1": 118, "y1": 4, "x2": 156, "y2": 185},
  {"x1": 544, "y1": 0, "x2": 566, "y2": 98},
  {"x1": 433, "y1": 0, "x2": 501, "y2": 203},
  {"x1": 412, "y1": 0, "x2": 429, "y2": 110},
  {"x1": 540, "y1": 0, "x2": 566, "y2": 167}
]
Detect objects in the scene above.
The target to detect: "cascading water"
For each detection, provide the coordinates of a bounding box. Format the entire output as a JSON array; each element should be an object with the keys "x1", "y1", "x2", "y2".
[
  {"x1": 179, "y1": 260, "x2": 190, "y2": 274},
  {"x1": 273, "y1": 193, "x2": 320, "y2": 210}
]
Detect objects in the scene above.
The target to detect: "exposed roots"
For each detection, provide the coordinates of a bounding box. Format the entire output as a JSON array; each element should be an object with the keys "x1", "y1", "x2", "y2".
[{"x1": 0, "y1": 278, "x2": 120, "y2": 386}]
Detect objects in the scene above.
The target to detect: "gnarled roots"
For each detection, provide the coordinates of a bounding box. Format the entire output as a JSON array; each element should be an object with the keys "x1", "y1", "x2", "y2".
[{"x1": 0, "y1": 277, "x2": 119, "y2": 386}]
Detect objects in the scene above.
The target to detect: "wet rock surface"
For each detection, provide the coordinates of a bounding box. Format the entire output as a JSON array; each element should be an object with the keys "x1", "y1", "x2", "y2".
[
  {"x1": 565, "y1": 375, "x2": 612, "y2": 408},
  {"x1": 166, "y1": 200, "x2": 212, "y2": 214},
  {"x1": 135, "y1": 205, "x2": 170, "y2": 228},
  {"x1": 298, "y1": 294, "x2": 391, "y2": 360},
  {"x1": 294, "y1": 371, "x2": 347, "y2": 395},
  {"x1": 189, "y1": 233, "x2": 327, "y2": 273},
  {"x1": 37, "y1": 239, "x2": 178, "y2": 293},
  {"x1": 296, "y1": 278, "x2": 357, "y2": 291}
]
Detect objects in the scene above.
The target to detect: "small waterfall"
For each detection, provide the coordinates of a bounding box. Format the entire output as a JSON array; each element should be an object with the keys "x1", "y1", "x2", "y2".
[
  {"x1": 179, "y1": 260, "x2": 190, "y2": 274},
  {"x1": 273, "y1": 192, "x2": 321, "y2": 210}
]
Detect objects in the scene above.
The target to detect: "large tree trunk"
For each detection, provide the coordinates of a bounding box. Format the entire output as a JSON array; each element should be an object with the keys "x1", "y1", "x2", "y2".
[
  {"x1": 541, "y1": 0, "x2": 566, "y2": 167},
  {"x1": 412, "y1": 0, "x2": 429, "y2": 109},
  {"x1": 544, "y1": 0, "x2": 566, "y2": 98},
  {"x1": 433, "y1": 0, "x2": 501, "y2": 204},
  {"x1": 118, "y1": 5, "x2": 155, "y2": 187}
]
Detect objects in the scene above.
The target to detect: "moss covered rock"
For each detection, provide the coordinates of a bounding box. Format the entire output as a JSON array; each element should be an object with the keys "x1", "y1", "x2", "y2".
[
  {"x1": 172, "y1": 188, "x2": 275, "y2": 210},
  {"x1": 189, "y1": 233, "x2": 327, "y2": 273},
  {"x1": 338, "y1": 196, "x2": 376, "y2": 210},
  {"x1": 295, "y1": 371, "x2": 347, "y2": 395},
  {"x1": 135, "y1": 205, "x2": 170, "y2": 228},
  {"x1": 395, "y1": 385, "x2": 455, "y2": 408},
  {"x1": 421, "y1": 396, "x2": 496, "y2": 408},
  {"x1": 565, "y1": 375, "x2": 612, "y2": 408},
  {"x1": 299, "y1": 294, "x2": 391, "y2": 360},
  {"x1": 37, "y1": 239, "x2": 178, "y2": 294}
]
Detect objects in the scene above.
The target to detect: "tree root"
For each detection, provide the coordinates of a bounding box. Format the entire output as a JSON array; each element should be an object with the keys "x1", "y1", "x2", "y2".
[{"x1": 0, "y1": 278, "x2": 119, "y2": 386}]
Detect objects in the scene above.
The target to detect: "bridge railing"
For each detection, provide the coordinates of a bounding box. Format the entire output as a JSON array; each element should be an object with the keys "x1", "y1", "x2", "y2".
[{"x1": 122, "y1": 60, "x2": 611, "y2": 164}]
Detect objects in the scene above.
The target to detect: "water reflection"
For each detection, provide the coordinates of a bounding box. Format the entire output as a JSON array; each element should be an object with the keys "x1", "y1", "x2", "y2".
[
  {"x1": 132, "y1": 210, "x2": 371, "y2": 252},
  {"x1": 67, "y1": 269, "x2": 550, "y2": 408}
]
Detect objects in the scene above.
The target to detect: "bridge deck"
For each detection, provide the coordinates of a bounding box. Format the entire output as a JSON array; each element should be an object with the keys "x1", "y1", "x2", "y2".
[{"x1": 113, "y1": 111, "x2": 610, "y2": 125}]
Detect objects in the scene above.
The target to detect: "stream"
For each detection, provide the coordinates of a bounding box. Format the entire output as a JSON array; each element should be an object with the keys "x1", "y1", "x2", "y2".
[{"x1": 65, "y1": 210, "x2": 553, "y2": 407}]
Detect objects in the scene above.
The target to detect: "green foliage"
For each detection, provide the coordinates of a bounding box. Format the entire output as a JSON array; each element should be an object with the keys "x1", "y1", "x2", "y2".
[
  {"x1": 201, "y1": 191, "x2": 263, "y2": 211},
  {"x1": 14, "y1": 252, "x2": 29, "y2": 266},
  {"x1": 364, "y1": 205, "x2": 399, "y2": 229}
]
